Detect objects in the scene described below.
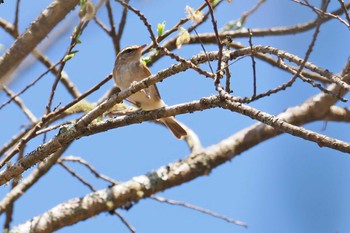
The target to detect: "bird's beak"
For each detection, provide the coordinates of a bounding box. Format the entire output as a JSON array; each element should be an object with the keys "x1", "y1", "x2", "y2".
[{"x1": 138, "y1": 44, "x2": 147, "y2": 53}]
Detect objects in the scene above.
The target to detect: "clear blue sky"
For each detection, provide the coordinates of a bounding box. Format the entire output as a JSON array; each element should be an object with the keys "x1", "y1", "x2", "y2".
[{"x1": 0, "y1": 0, "x2": 350, "y2": 233}]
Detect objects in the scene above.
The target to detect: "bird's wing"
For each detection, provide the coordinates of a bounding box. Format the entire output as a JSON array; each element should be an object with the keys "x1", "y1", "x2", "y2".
[{"x1": 142, "y1": 64, "x2": 162, "y2": 101}]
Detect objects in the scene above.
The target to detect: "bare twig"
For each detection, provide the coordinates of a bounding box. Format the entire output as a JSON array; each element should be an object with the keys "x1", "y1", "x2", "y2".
[
  {"x1": 240, "y1": 75, "x2": 297, "y2": 103},
  {"x1": 13, "y1": 0, "x2": 20, "y2": 35},
  {"x1": 45, "y1": 63, "x2": 65, "y2": 115},
  {"x1": 114, "y1": 0, "x2": 130, "y2": 53},
  {"x1": 293, "y1": 0, "x2": 350, "y2": 28},
  {"x1": 2, "y1": 86, "x2": 37, "y2": 123},
  {"x1": 278, "y1": 59, "x2": 346, "y2": 102},
  {"x1": 59, "y1": 156, "x2": 118, "y2": 185},
  {"x1": 114, "y1": 0, "x2": 157, "y2": 44},
  {"x1": 33, "y1": 50, "x2": 81, "y2": 99},
  {"x1": 58, "y1": 158, "x2": 136, "y2": 233},
  {"x1": 248, "y1": 29, "x2": 257, "y2": 97},
  {"x1": 337, "y1": 0, "x2": 350, "y2": 26},
  {"x1": 58, "y1": 161, "x2": 95, "y2": 190},
  {"x1": 228, "y1": 41, "x2": 329, "y2": 83},
  {"x1": 205, "y1": 0, "x2": 223, "y2": 76},
  {"x1": 242, "y1": 0, "x2": 265, "y2": 20},
  {"x1": 94, "y1": 16, "x2": 110, "y2": 34},
  {"x1": 287, "y1": 0, "x2": 329, "y2": 97},
  {"x1": 194, "y1": 29, "x2": 214, "y2": 74},
  {"x1": 112, "y1": 211, "x2": 137, "y2": 233},
  {"x1": 151, "y1": 195, "x2": 247, "y2": 228},
  {"x1": 0, "y1": 61, "x2": 61, "y2": 111}
]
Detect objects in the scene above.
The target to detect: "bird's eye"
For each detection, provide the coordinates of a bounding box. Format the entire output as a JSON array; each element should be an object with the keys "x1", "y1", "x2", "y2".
[{"x1": 124, "y1": 49, "x2": 133, "y2": 54}]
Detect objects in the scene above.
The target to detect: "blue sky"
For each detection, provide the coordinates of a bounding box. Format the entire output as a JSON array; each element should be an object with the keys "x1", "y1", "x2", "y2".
[{"x1": 0, "y1": 0, "x2": 350, "y2": 232}]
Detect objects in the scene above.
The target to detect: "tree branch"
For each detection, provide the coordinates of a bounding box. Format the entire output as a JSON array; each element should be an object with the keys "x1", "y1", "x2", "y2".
[{"x1": 0, "y1": 0, "x2": 79, "y2": 85}]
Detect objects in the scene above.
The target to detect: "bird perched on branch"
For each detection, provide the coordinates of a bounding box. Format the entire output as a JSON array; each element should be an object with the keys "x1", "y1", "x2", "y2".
[{"x1": 113, "y1": 44, "x2": 187, "y2": 139}]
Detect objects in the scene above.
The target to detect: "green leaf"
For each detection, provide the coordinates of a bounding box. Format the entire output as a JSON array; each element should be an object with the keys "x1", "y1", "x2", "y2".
[
  {"x1": 157, "y1": 21, "x2": 166, "y2": 36},
  {"x1": 142, "y1": 56, "x2": 151, "y2": 65},
  {"x1": 211, "y1": 0, "x2": 219, "y2": 5},
  {"x1": 63, "y1": 50, "x2": 79, "y2": 62}
]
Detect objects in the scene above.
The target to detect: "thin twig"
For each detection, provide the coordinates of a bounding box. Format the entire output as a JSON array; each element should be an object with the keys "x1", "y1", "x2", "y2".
[
  {"x1": 59, "y1": 159, "x2": 136, "y2": 233},
  {"x1": 13, "y1": 0, "x2": 20, "y2": 35},
  {"x1": 105, "y1": 0, "x2": 118, "y2": 53},
  {"x1": 35, "y1": 122, "x2": 73, "y2": 136},
  {"x1": 2, "y1": 86, "x2": 37, "y2": 123},
  {"x1": 58, "y1": 161, "x2": 95, "y2": 190},
  {"x1": 204, "y1": 0, "x2": 223, "y2": 74},
  {"x1": 94, "y1": 16, "x2": 110, "y2": 34},
  {"x1": 228, "y1": 41, "x2": 330, "y2": 83},
  {"x1": 114, "y1": 0, "x2": 157, "y2": 44},
  {"x1": 293, "y1": 0, "x2": 349, "y2": 28},
  {"x1": 151, "y1": 195, "x2": 247, "y2": 228},
  {"x1": 221, "y1": 0, "x2": 266, "y2": 33},
  {"x1": 248, "y1": 29, "x2": 257, "y2": 97},
  {"x1": 241, "y1": 0, "x2": 266, "y2": 20},
  {"x1": 240, "y1": 75, "x2": 297, "y2": 103},
  {"x1": 194, "y1": 29, "x2": 214, "y2": 74},
  {"x1": 279, "y1": 59, "x2": 347, "y2": 102},
  {"x1": 288, "y1": 0, "x2": 329, "y2": 94},
  {"x1": 0, "y1": 62, "x2": 61, "y2": 111},
  {"x1": 338, "y1": 0, "x2": 350, "y2": 27},
  {"x1": 114, "y1": 0, "x2": 130, "y2": 53},
  {"x1": 33, "y1": 50, "x2": 81, "y2": 99},
  {"x1": 112, "y1": 211, "x2": 137, "y2": 233},
  {"x1": 59, "y1": 156, "x2": 118, "y2": 185},
  {"x1": 45, "y1": 63, "x2": 65, "y2": 115}
]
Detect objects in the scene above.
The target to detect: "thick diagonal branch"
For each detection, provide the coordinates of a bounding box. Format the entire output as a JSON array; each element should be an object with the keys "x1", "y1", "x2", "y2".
[{"x1": 0, "y1": 0, "x2": 79, "y2": 84}]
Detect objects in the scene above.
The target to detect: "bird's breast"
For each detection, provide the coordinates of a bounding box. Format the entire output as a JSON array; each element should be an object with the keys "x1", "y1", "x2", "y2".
[{"x1": 114, "y1": 62, "x2": 147, "y2": 88}]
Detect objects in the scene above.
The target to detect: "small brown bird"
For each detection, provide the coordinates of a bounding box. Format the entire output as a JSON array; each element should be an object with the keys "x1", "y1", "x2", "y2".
[{"x1": 113, "y1": 44, "x2": 187, "y2": 139}]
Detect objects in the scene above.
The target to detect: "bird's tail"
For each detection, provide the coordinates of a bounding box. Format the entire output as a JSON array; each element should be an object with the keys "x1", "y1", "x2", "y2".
[{"x1": 161, "y1": 117, "x2": 187, "y2": 139}]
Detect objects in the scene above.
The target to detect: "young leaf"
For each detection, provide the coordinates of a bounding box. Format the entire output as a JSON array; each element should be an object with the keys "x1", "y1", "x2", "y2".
[
  {"x1": 63, "y1": 50, "x2": 79, "y2": 62},
  {"x1": 157, "y1": 21, "x2": 166, "y2": 36}
]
